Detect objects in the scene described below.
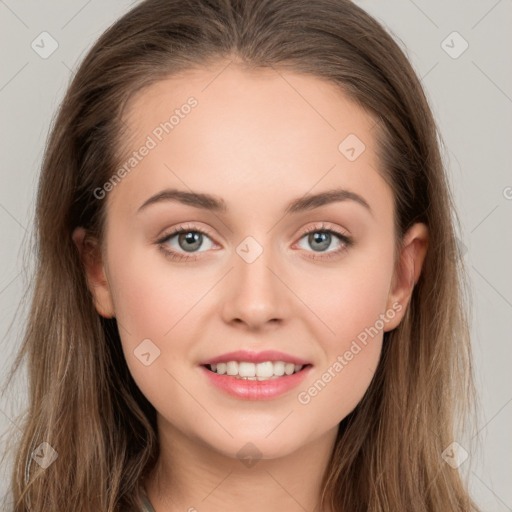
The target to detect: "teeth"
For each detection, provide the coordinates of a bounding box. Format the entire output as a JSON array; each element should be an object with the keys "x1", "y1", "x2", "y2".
[
  {"x1": 239, "y1": 362, "x2": 255, "y2": 377},
  {"x1": 226, "y1": 361, "x2": 238, "y2": 376},
  {"x1": 207, "y1": 360, "x2": 305, "y2": 379},
  {"x1": 256, "y1": 361, "x2": 273, "y2": 378},
  {"x1": 273, "y1": 361, "x2": 285, "y2": 376}
]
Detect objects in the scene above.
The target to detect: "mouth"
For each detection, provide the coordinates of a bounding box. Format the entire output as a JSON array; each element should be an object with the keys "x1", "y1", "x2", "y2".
[
  {"x1": 202, "y1": 361, "x2": 313, "y2": 381},
  {"x1": 200, "y1": 360, "x2": 313, "y2": 400},
  {"x1": 199, "y1": 350, "x2": 313, "y2": 399}
]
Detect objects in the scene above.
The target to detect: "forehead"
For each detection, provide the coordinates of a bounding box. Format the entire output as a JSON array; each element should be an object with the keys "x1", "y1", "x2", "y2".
[
  {"x1": 111, "y1": 62, "x2": 391, "y2": 221},
  {"x1": 123, "y1": 63, "x2": 377, "y2": 147}
]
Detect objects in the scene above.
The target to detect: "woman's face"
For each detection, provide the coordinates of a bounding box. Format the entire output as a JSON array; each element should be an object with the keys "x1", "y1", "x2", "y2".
[{"x1": 78, "y1": 62, "x2": 426, "y2": 460}]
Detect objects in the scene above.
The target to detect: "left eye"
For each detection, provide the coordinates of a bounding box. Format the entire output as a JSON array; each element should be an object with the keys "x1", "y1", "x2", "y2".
[{"x1": 296, "y1": 228, "x2": 351, "y2": 254}]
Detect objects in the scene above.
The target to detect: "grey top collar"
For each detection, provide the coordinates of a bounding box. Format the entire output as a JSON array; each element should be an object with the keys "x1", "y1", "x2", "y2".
[{"x1": 140, "y1": 486, "x2": 157, "y2": 512}]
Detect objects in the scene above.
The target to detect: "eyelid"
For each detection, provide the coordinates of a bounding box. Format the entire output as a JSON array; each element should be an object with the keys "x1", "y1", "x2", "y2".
[
  {"x1": 298, "y1": 222, "x2": 350, "y2": 238},
  {"x1": 156, "y1": 222, "x2": 349, "y2": 245},
  {"x1": 155, "y1": 222, "x2": 217, "y2": 244}
]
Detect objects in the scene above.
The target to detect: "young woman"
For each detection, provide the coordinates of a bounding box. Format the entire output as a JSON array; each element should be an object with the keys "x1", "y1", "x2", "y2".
[{"x1": 4, "y1": 0, "x2": 481, "y2": 510}]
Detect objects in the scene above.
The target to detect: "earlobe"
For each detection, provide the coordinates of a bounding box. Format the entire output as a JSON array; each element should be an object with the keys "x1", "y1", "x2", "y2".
[
  {"x1": 72, "y1": 227, "x2": 115, "y2": 318},
  {"x1": 384, "y1": 223, "x2": 429, "y2": 331}
]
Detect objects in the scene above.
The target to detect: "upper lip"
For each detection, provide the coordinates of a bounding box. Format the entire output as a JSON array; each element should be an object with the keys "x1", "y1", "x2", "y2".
[{"x1": 200, "y1": 350, "x2": 311, "y2": 366}]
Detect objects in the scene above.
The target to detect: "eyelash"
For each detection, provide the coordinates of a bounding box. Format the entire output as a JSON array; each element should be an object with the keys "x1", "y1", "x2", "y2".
[{"x1": 156, "y1": 222, "x2": 353, "y2": 262}]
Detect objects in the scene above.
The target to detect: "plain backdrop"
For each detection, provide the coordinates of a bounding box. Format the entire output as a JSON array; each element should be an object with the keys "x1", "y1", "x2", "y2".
[{"x1": 0, "y1": 1, "x2": 511, "y2": 510}]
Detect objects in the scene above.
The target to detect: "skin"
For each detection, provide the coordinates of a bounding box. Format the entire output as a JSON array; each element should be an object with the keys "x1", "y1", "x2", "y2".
[{"x1": 73, "y1": 61, "x2": 428, "y2": 512}]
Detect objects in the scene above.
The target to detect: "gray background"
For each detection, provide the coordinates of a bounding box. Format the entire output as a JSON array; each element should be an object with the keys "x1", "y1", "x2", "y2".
[{"x1": 0, "y1": 0, "x2": 511, "y2": 510}]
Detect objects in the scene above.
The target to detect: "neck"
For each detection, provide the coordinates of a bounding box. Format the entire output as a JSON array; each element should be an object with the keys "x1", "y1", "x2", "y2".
[{"x1": 144, "y1": 415, "x2": 338, "y2": 512}]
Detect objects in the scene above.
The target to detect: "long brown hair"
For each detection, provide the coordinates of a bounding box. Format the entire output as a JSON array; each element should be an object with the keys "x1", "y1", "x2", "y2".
[{"x1": 3, "y1": 0, "x2": 481, "y2": 510}]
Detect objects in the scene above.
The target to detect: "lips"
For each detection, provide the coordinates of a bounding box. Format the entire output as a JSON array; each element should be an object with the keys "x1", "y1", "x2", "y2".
[
  {"x1": 198, "y1": 349, "x2": 313, "y2": 400},
  {"x1": 200, "y1": 363, "x2": 313, "y2": 400},
  {"x1": 200, "y1": 349, "x2": 311, "y2": 366}
]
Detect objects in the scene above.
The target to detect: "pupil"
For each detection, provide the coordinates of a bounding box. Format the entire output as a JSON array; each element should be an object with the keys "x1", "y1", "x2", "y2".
[
  {"x1": 310, "y1": 232, "x2": 330, "y2": 251},
  {"x1": 179, "y1": 232, "x2": 202, "y2": 252}
]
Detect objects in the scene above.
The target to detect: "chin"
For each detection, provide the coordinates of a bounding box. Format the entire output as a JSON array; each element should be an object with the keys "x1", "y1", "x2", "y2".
[{"x1": 232, "y1": 433, "x2": 309, "y2": 461}]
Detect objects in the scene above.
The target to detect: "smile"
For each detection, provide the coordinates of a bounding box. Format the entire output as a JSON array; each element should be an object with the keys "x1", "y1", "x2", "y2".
[
  {"x1": 206, "y1": 360, "x2": 306, "y2": 380},
  {"x1": 200, "y1": 362, "x2": 313, "y2": 400}
]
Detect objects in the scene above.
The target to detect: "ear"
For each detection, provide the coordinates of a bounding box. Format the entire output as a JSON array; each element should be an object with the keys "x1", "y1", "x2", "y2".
[
  {"x1": 72, "y1": 227, "x2": 115, "y2": 318},
  {"x1": 384, "y1": 222, "x2": 429, "y2": 331}
]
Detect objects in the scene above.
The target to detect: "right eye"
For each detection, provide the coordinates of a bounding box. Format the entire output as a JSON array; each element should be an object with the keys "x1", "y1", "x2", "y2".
[{"x1": 156, "y1": 224, "x2": 217, "y2": 261}]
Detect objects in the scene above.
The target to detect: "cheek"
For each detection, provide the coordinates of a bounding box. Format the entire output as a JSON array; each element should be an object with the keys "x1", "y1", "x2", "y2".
[
  {"x1": 107, "y1": 239, "x2": 208, "y2": 339},
  {"x1": 296, "y1": 277, "x2": 387, "y2": 427},
  {"x1": 105, "y1": 240, "x2": 222, "y2": 388},
  {"x1": 103, "y1": 241, "x2": 180, "y2": 373},
  {"x1": 305, "y1": 243, "x2": 394, "y2": 348},
  {"x1": 294, "y1": 242, "x2": 394, "y2": 420}
]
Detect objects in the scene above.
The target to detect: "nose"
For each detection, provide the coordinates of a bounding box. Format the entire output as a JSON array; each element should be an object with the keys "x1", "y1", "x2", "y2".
[{"x1": 220, "y1": 245, "x2": 289, "y2": 331}]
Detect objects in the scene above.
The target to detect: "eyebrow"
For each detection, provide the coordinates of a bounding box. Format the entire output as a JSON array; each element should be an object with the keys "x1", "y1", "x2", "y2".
[{"x1": 136, "y1": 187, "x2": 372, "y2": 217}]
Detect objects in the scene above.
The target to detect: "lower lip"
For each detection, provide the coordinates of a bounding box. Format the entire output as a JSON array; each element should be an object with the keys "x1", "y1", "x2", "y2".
[{"x1": 200, "y1": 365, "x2": 313, "y2": 400}]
